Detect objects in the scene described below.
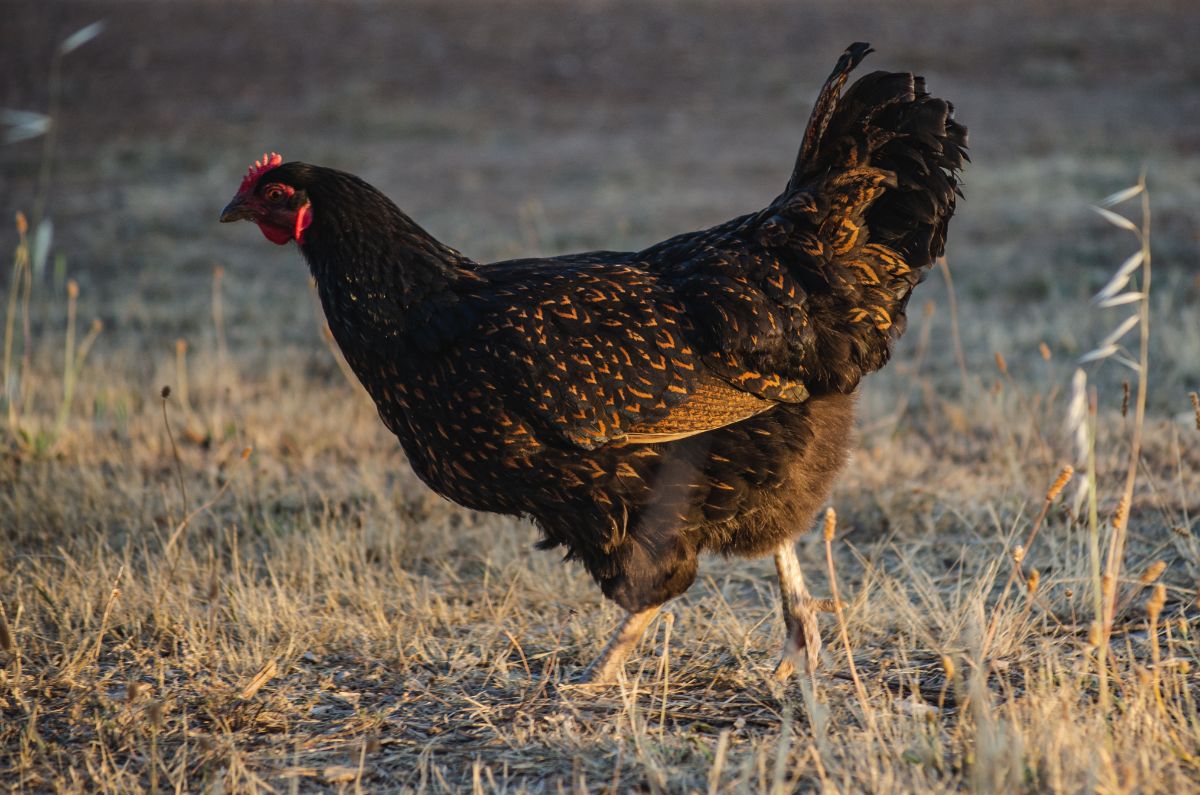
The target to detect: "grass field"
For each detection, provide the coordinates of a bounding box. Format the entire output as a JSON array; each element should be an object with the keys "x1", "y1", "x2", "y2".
[{"x1": 2, "y1": 1, "x2": 1199, "y2": 791}]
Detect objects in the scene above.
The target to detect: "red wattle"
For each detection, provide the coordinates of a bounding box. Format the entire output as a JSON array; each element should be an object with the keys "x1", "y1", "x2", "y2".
[{"x1": 256, "y1": 221, "x2": 293, "y2": 245}]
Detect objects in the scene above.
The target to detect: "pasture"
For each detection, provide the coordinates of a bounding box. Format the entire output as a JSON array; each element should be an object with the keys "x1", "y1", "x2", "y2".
[{"x1": 2, "y1": 1, "x2": 1199, "y2": 791}]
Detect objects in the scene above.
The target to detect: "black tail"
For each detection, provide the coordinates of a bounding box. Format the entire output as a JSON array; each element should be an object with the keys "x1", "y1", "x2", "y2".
[
  {"x1": 747, "y1": 44, "x2": 967, "y2": 383},
  {"x1": 786, "y1": 42, "x2": 968, "y2": 276},
  {"x1": 788, "y1": 42, "x2": 876, "y2": 192}
]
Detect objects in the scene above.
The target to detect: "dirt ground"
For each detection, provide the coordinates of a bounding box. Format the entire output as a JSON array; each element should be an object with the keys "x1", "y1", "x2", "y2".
[{"x1": 2, "y1": 1, "x2": 1200, "y2": 792}]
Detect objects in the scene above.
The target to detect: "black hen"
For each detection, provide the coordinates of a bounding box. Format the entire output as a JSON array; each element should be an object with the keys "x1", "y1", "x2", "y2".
[{"x1": 221, "y1": 44, "x2": 967, "y2": 683}]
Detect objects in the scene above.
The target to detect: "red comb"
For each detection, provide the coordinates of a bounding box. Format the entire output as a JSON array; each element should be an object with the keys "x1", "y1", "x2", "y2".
[{"x1": 238, "y1": 151, "x2": 283, "y2": 193}]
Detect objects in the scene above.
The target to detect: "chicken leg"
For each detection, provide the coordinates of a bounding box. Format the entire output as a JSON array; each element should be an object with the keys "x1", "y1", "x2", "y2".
[
  {"x1": 578, "y1": 606, "x2": 661, "y2": 685},
  {"x1": 772, "y1": 541, "x2": 833, "y2": 680}
]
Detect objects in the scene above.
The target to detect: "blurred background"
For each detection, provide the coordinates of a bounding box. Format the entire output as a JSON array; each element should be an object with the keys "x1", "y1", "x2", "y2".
[{"x1": 2, "y1": 1, "x2": 1198, "y2": 402}]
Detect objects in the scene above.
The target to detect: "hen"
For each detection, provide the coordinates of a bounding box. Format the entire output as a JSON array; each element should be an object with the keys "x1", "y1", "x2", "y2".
[{"x1": 221, "y1": 43, "x2": 966, "y2": 683}]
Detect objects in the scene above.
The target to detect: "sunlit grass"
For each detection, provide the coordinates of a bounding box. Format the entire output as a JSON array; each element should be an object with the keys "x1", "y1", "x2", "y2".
[{"x1": 1, "y1": 179, "x2": 1197, "y2": 791}]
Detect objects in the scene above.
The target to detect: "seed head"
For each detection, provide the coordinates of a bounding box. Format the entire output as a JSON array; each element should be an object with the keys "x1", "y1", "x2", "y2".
[
  {"x1": 1147, "y1": 584, "x2": 1167, "y2": 624},
  {"x1": 1026, "y1": 569, "x2": 1041, "y2": 593},
  {"x1": 822, "y1": 507, "x2": 837, "y2": 542},
  {"x1": 1112, "y1": 497, "x2": 1129, "y2": 531},
  {"x1": 1046, "y1": 465, "x2": 1074, "y2": 502},
  {"x1": 1139, "y1": 560, "x2": 1167, "y2": 585}
]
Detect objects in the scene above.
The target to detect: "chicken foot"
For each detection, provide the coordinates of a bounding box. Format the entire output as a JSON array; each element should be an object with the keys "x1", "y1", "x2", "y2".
[
  {"x1": 577, "y1": 606, "x2": 661, "y2": 685},
  {"x1": 773, "y1": 541, "x2": 837, "y2": 681}
]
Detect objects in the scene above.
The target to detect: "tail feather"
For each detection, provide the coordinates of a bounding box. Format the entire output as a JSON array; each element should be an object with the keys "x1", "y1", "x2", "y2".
[
  {"x1": 790, "y1": 42, "x2": 875, "y2": 191},
  {"x1": 757, "y1": 43, "x2": 967, "y2": 382},
  {"x1": 785, "y1": 45, "x2": 968, "y2": 277}
]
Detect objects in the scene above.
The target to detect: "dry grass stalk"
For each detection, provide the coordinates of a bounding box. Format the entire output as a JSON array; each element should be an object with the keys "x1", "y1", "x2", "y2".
[
  {"x1": 1101, "y1": 574, "x2": 1115, "y2": 606},
  {"x1": 238, "y1": 659, "x2": 279, "y2": 700},
  {"x1": 4, "y1": 212, "x2": 31, "y2": 432},
  {"x1": 1146, "y1": 584, "x2": 1168, "y2": 702},
  {"x1": 87, "y1": 566, "x2": 124, "y2": 668},
  {"x1": 145, "y1": 699, "x2": 164, "y2": 793},
  {"x1": 707, "y1": 730, "x2": 731, "y2": 795},
  {"x1": 1097, "y1": 178, "x2": 1153, "y2": 702},
  {"x1": 159, "y1": 385, "x2": 188, "y2": 519},
  {"x1": 146, "y1": 700, "x2": 163, "y2": 729},
  {"x1": 162, "y1": 446, "x2": 253, "y2": 557},
  {"x1": 174, "y1": 338, "x2": 191, "y2": 416},
  {"x1": 821, "y1": 507, "x2": 875, "y2": 737},
  {"x1": 983, "y1": 465, "x2": 1073, "y2": 654},
  {"x1": 1146, "y1": 584, "x2": 1166, "y2": 626},
  {"x1": 0, "y1": 602, "x2": 14, "y2": 655},
  {"x1": 937, "y1": 258, "x2": 971, "y2": 397}
]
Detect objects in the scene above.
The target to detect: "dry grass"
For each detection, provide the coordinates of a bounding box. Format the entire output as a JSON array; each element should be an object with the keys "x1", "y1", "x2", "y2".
[
  {"x1": 3, "y1": 1, "x2": 1200, "y2": 791},
  {"x1": 2, "y1": 290, "x2": 1197, "y2": 792}
]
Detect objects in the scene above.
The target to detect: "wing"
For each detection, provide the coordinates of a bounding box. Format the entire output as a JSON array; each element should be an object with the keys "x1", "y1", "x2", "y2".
[
  {"x1": 640, "y1": 222, "x2": 821, "y2": 401},
  {"x1": 622, "y1": 376, "x2": 776, "y2": 443},
  {"x1": 456, "y1": 256, "x2": 781, "y2": 451}
]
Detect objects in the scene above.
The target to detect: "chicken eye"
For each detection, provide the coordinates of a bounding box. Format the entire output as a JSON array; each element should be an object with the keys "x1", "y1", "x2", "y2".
[{"x1": 264, "y1": 184, "x2": 289, "y2": 203}]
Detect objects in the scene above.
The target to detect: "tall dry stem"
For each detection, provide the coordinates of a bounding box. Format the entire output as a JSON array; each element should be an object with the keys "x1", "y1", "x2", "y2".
[
  {"x1": 4, "y1": 213, "x2": 30, "y2": 431},
  {"x1": 821, "y1": 507, "x2": 876, "y2": 740}
]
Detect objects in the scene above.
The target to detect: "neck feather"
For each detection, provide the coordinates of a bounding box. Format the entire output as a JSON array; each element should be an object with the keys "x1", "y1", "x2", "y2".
[{"x1": 297, "y1": 168, "x2": 477, "y2": 340}]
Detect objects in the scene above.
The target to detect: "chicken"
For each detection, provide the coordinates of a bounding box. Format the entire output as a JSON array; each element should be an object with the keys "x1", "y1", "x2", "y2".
[{"x1": 220, "y1": 43, "x2": 967, "y2": 684}]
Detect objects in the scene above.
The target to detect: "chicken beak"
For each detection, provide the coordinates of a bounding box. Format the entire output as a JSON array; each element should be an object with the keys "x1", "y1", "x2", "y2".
[{"x1": 219, "y1": 197, "x2": 254, "y2": 223}]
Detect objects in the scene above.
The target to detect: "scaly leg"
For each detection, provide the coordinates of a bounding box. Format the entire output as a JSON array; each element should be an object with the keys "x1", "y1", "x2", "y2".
[
  {"x1": 772, "y1": 541, "x2": 831, "y2": 680},
  {"x1": 577, "y1": 606, "x2": 661, "y2": 685}
]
